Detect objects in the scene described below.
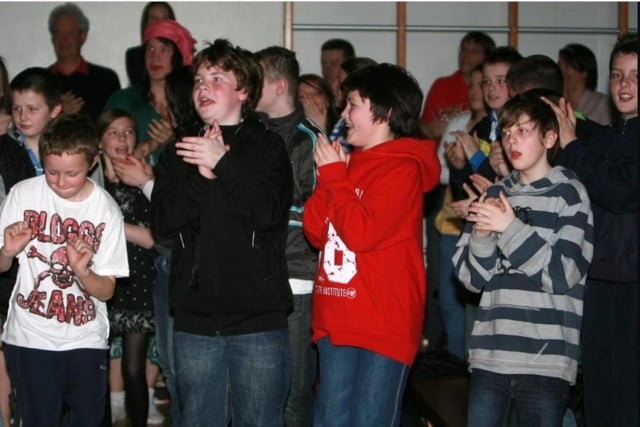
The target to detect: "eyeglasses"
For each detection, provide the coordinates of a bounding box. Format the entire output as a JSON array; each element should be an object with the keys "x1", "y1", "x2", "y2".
[{"x1": 501, "y1": 120, "x2": 538, "y2": 141}]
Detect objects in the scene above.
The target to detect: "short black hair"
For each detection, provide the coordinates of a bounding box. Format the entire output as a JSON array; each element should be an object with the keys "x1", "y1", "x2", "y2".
[
  {"x1": 499, "y1": 93, "x2": 560, "y2": 163},
  {"x1": 321, "y1": 39, "x2": 355, "y2": 59},
  {"x1": 40, "y1": 114, "x2": 99, "y2": 166},
  {"x1": 609, "y1": 33, "x2": 638, "y2": 71},
  {"x1": 507, "y1": 54, "x2": 563, "y2": 97},
  {"x1": 484, "y1": 46, "x2": 523, "y2": 68},
  {"x1": 461, "y1": 32, "x2": 496, "y2": 57},
  {"x1": 559, "y1": 43, "x2": 598, "y2": 90},
  {"x1": 341, "y1": 63, "x2": 423, "y2": 137},
  {"x1": 9, "y1": 67, "x2": 62, "y2": 110}
]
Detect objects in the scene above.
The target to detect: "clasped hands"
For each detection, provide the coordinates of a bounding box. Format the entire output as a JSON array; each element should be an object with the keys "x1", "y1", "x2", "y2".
[
  {"x1": 466, "y1": 191, "x2": 515, "y2": 237},
  {"x1": 176, "y1": 120, "x2": 229, "y2": 179}
]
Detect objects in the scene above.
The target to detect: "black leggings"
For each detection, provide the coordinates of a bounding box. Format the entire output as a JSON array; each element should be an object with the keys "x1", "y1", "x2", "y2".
[{"x1": 122, "y1": 332, "x2": 150, "y2": 427}]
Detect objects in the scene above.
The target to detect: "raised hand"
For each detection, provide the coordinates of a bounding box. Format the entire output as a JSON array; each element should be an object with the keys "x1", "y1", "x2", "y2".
[
  {"x1": 451, "y1": 130, "x2": 481, "y2": 160},
  {"x1": 67, "y1": 237, "x2": 95, "y2": 280},
  {"x1": 314, "y1": 132, "x2": 345, "y2": 168},
  {"x1": 444, "y1": 138, "x2": 466, "y2": 170},
  {"x1": 542, "y1": 96, "x2": 577, "y2": 148},
  {"x1": 61, "y1": 91, "x2": 85, "y2": 114},
  {"x1": 467, "y1": 191, "x2": 514, "y2": 235},
  {"x1": 489, "y1": 141, "x2": 511, "y2": 177},
  {"x1": 113, "y1": 155, "x2": 154, "y2": 188},
  {"x1": 1, "y1": 221, "x2": 32, "y2": 258},
  {"x1": 176, "y1": 120, "x2": 227, "y2": 179}
]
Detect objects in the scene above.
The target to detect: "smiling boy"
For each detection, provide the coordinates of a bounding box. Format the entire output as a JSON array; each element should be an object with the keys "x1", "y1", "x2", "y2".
[
  {"x1": 0, "y1": 114, "x2": 128, "y2": 427},
  {"x1": 303, "y1": 63, "x2": 440, "y2": 426},
  {"x1": 453, "y1": 93, "x2": 593, "y2": 426},
  {"x1": 551, "y1": 35, "x2": 638, "y2": 427}
]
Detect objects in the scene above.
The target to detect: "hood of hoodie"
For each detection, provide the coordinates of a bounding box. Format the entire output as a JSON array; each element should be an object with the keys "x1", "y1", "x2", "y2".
[
  {"x1": 351, "y1": 137, "x2": 440, "y2": 193},
  {"x1": 500, "y1": 165, "x2": 576, "y2": 196}
]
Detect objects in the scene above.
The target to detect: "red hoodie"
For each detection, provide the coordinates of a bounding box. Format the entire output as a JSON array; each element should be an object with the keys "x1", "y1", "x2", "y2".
[{"x1": 303, "y1": 137, "x2": 440, "y2": 366}]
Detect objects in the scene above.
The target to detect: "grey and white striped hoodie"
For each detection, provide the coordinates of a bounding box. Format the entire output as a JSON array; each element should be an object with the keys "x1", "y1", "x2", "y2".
[{"x1": 453, "y1": 166, "x2": 594, "y2": 384}]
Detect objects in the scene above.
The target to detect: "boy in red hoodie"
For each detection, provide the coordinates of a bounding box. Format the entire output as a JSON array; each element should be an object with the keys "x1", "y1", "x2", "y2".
[{"x1": 303, "y1": 63, "x2": 440, "y2": 426}]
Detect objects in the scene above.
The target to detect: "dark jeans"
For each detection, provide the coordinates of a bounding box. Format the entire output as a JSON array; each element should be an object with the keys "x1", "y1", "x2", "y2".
[
  {"x1": 4, "y1": 344, "x2": 107, "y2": 427},
  {"x1": 467, "y1": 369, "x2": 570, "y2": 427},
  {"x1": 175, "y1": 329, "x2": 291, "y2": 427},
  {"x1": 582, "y1": 280, "x2": 638, "y2": 427},
  {"x1": 285, "y1": 293, "x2": 317, "y2": 427}
]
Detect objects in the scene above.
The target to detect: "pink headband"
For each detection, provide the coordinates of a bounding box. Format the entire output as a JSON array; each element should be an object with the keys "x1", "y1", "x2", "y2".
[{"x1": 144, "y1": 19, "x2": 196, "y2": 66}]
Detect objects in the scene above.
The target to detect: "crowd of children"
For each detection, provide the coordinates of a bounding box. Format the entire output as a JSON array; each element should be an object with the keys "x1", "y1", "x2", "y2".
[{"x1": 0, "y1": 2, "x2": 636, "y2": 427}]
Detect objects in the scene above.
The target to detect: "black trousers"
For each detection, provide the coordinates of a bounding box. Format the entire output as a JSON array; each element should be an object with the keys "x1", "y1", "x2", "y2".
[{"x1": 581, "y1": 280, "x2": 638, "y2": 427}]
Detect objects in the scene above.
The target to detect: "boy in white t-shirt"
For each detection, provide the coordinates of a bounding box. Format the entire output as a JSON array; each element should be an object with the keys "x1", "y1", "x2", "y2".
[{"x1": 0, "y1": 114, "x2": 129, "y2": 427}]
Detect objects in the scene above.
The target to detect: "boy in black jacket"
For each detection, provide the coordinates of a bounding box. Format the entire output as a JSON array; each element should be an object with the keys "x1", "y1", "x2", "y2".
[
  {"x1": 151, "y1": 39, "x2": 294, "y2": 427},
  {"x1": 550, "y1": 34, "x2": 638, "y2": 427}
]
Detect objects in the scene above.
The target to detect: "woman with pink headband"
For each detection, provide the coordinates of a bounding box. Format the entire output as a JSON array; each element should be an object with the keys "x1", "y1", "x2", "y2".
[{"x1": 104, "y1": 18, "x2": 196, "y2": 167}]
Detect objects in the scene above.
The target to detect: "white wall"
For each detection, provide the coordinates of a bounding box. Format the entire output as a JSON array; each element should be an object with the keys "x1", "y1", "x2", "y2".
[{"x1": 0, "y1": 2, "x2": 637, "y2": 99}]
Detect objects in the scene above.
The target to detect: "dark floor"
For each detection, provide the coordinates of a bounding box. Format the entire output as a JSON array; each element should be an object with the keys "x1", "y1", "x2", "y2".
[{"x1": 404, "y1": 349, "x2": 470, "y2": 427}]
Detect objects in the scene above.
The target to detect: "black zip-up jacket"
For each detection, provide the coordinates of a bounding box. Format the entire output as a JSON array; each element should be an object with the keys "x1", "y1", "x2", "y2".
[
  {"x1": 151, "y1": 115, "x2": 294, "y2": 336},
  {"x1": 555, "y1": 116, "x2": 638, "y2": 284}
]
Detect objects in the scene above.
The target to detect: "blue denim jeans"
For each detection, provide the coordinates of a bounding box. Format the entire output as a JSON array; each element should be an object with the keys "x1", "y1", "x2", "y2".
[
  {"x1": 175, "y1": 329, "x2": 291, "y2": 427},
  {"x1": 467, "y1": 369, "x2": 570, "y2": 427},
  {"x1": 285, "y1": 293, "x2": 317, "y2": 427},
  {"x1": 152, "y1": 247, "x2": 180, "y2": 426},
  {"x1": 313, "y1": 337, "x2": 409, "y2": 427},
  {"x1": 438, "y1": 234, "x2": 466, "y2": 360}
]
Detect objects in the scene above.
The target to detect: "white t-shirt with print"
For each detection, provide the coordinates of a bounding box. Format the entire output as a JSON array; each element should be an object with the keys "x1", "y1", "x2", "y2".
[{"x1": 0, "y1": 176, "x2": 129, "y2": 351}]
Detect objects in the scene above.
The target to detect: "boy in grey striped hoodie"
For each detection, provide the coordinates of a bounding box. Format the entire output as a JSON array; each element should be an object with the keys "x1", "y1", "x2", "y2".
[{"x1": 453, "y1": 93, "x2": 593, "y2": 427}]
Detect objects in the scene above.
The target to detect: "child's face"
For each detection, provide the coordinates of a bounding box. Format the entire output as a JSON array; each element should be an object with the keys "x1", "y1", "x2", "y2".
[
  {"x1": 501, "y1": 113, "x2": 556, "y2": 182},
  {"x1": 100, "y1": 117, "x2": 136, "y2": 160},
  {"x1": 192, "y1": 64, "x2": 247, "y2": 126},
  {"x1": 44, "y1": 152, "x2": 95, "y2": 201},
  {"x1": 609, "y1": 53, "x2": 638, "y2": 119},
  {"x1": 145, "y1": 38, "x2": 176, "y2": 82},
  {"x1": 482, "y1": 63, "x2": 511, "y2": 110},
  {"x1": 341, "y1": 90, "x2": 390, "y2": 150},
  {"x1": 11, "y1": 89, "x2": 61, "y2": 139}
]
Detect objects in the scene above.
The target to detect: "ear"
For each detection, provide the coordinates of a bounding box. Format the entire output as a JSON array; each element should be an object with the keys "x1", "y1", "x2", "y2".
[
  {"x1": 50, "y1": 103, "x2": 63, "y2": 119},
  {"x1": 79, "y1": 31, "x2": 88, "y2": 46},
  {"x1": 543, "y1": 130, "x2": 558, "y2": 148},
  {"x1": 276, "y1": 78, "x2": 287, "y2": 96},
  {"x1": 237, "y1": 88, "x2": 248, "y2": 102}
]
